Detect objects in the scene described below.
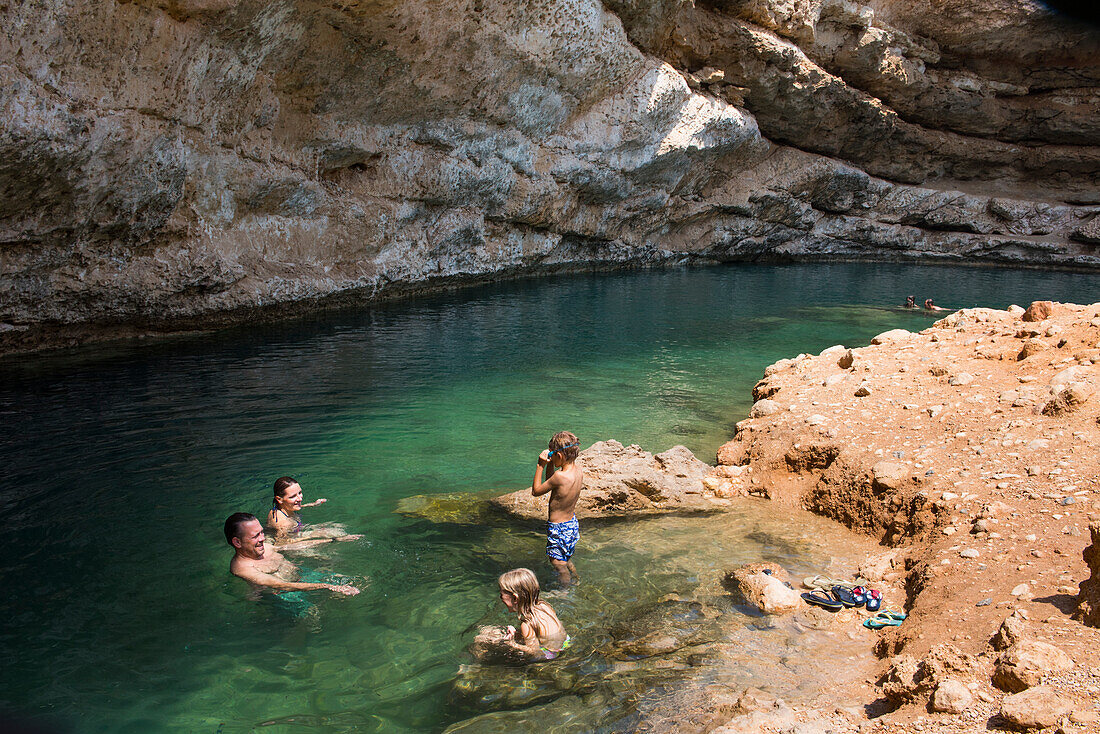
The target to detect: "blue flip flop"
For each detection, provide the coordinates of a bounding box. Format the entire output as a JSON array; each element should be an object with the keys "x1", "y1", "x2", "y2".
[
  {"x1": 801, "y1": 590, "x2": 843, "y2": 611},
  {"x1": 831, "y1": 586, "x2": 862, "y2": 608}
]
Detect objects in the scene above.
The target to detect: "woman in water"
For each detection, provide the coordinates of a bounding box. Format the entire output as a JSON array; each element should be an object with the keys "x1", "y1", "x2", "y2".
[
  {"x1": 498, "y1": 568, "x2": 570, "y2": 660},
  {"x1": 266, "y1": 476, "x2": 360, "y2": 545}
]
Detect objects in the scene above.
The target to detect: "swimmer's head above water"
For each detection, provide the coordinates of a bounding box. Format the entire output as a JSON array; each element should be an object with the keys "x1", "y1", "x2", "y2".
[
  {"x1": 905, "y1": 295, "x2": 916, "y2": 308},
  {"x1": 273, "y1": 476, "x2": 303, "y2": 513},
  {"x1": 498, "y1": 567, "x2": 541, "y2": 617},
  {"x1": 225, "y1": 512, "x2": 266, "y2": 559}
]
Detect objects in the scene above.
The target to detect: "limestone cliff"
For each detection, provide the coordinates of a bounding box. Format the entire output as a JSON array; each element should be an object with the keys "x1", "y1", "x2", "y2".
[{"x1": 2, "y1": 0, "x2": 1099, "y2": 350}]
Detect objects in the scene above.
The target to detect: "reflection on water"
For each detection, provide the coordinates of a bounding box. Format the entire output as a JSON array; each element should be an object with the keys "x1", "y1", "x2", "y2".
[{"x1": 0, "y1": 264, "x2": 1096, "y2": 733}]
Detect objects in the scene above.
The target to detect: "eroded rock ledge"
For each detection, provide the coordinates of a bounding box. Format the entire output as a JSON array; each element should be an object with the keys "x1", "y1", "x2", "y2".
[
  {"x1": 3, "y1": 1, "x2": 1100, "y2": 352},
  {"x1": 708, "y1": 300, "x2": 1100, "y2": 731}
]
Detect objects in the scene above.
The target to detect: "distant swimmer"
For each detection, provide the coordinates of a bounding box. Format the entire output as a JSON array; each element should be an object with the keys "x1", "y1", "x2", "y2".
[
  {"x1": 904, "y1": 295, "x2": 917, "y2": 309},
  {"x1": 266, "y1": 476, "x2": 362, "y2": 544},
  {"x1": 924, "y1": 298, "x2": 947, "y2": 312},
  {"x1": 225, "y1": 512, "x2": 360, "y2": 596}
]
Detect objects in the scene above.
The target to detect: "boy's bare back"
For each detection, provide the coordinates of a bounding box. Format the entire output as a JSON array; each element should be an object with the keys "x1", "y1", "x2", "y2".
[{"x1": 544, "y1": 463, "x2": 582, "y2": 523}]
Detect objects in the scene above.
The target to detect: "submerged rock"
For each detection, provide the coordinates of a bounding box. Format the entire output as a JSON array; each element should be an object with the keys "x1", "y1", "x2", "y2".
[{"x1": 450, "y1": 597, "x2": 722, "y2": 717}]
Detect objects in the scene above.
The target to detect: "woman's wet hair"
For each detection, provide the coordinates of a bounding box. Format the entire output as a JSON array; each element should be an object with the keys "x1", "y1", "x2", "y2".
[
  {"x1": 224, "y1": 512, "x2": 258, "y2": 545},
  {"x1": 499, "y1": 568, "x2": 541, "y2": 623},
  {"x1": 273, "y1": 476, "x2": 298, "y2": 499},
  {"x1": 549, "y1": 431, "x2": 579, "y2": 462}
]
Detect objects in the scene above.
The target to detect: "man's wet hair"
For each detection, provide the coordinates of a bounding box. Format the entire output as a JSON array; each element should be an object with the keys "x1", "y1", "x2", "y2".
[
  {"x1": 224, "y1": 512, "x2": 258, "y2": 545},
  {"x1": 273, "y1": 476, "x2": 298, "y2": 498}
]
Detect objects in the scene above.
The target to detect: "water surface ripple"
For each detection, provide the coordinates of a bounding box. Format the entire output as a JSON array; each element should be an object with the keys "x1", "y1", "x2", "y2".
[{"x1": 1, "y1": 264, "x2": 1096, "y2": 732}]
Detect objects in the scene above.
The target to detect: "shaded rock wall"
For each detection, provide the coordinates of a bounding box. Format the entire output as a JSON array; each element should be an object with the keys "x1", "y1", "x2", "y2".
[{"x1": 2, "y1": 0, "x2": 1100, "y2": 349}]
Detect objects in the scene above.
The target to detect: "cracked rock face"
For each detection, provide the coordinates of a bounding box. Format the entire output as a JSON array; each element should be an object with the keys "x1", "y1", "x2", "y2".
[{"x1": 2, "y1": 0, "x2": 1100, "y2": 349}]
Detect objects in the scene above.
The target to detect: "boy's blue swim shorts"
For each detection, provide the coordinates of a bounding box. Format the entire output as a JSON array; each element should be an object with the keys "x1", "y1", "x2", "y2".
[{"x1": 546, "y1": 515, "x2": 580, "y2": 561}]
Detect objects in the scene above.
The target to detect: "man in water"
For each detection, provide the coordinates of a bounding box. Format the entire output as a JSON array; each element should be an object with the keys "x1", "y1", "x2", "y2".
[
  {"x1": 224, "y1": 512, "x2": 359, "y2": 596},
  {"x1": 904, "y1": 295, "x2": 917, "y2": 309}
]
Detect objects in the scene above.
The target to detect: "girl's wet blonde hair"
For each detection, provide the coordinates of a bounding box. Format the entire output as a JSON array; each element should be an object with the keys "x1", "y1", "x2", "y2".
[{"x1": 498, "y1": 568, "x2": 541, "y2": 623}]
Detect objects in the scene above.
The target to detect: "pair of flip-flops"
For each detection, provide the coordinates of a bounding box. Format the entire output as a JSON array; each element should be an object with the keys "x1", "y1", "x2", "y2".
[
  {"x1": 802, "y1": 575, "x2": 855, "y2": 591},
  {"x1": 863, "y1": 610, "x2": 906, "y2": 630},
  {"x1": 835, "y1": 586, "x2": 883, "y2": 611},
  {"x1": 801, "y1": 585, "x2": 884, "y2": 612}
]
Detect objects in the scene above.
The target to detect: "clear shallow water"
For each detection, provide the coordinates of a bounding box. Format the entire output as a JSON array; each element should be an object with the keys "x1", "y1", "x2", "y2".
[{"x1": 1, "y1": 263, "x2": 1097, "y2": 733}]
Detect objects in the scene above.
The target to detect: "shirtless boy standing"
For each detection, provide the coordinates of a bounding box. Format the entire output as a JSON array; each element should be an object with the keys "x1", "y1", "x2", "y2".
[
  {"x1": 224, "y1": 513, "x2": 359, "y2": 596},
  {"x1": 532, "y1": 431, "x2": 583, "y2": 585}
]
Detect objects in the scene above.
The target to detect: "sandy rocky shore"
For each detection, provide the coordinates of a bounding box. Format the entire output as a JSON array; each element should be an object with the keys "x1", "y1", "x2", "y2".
[{"x1": 494, "y1": 300, "x2": 1100, "y2": 733}]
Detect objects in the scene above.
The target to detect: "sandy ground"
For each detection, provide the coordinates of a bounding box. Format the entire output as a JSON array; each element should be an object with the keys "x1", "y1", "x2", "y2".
[{"x1": 696, "y1": 301, "x2": 1100, "y2": 733}]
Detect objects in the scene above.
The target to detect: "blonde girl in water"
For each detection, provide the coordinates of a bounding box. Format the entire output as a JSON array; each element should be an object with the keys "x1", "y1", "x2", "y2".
[{"x1": 498, "y1": 568, "x2": 570, "y2": 660}]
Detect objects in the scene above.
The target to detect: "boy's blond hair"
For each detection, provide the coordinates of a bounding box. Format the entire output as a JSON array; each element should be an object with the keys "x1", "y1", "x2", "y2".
[{"x1": 549, "y1": 431, "x2": 579, "y2": 463}]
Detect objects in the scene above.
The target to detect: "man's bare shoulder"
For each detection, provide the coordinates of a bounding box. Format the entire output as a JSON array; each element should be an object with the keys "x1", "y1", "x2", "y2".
[{"x1": 229, "y1": 554, "x2": 251, "y2": 578}]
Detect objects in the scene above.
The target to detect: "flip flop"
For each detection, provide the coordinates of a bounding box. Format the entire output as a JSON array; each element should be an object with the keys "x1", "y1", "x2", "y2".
[
  {"x1": 863, "y1": 611, "x2": 905, "y2": 629},
  {"x1": 802, "y1": 575, "x2": 855, "y2": 591},
  {"x1": 865, "y1": 595, "x2": 881, "y2": 612},
  {"x1": 877, "y1": 610, "x2": 906, "y2": 621},
  {"x1": 831, "y1": 586, "x2": 862, "y2": 608},
  {"x1": 850, "y1": 586, "x2": 870, "y2": 606},
  {"x1": 801, "y1": 591, "x2": 843, "y2": 611}
]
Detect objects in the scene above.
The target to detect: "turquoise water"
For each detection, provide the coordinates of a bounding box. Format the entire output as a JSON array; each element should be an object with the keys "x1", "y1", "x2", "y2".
[{"x1": 1, "y1": 263, "x2": 1096, "y2": 733}]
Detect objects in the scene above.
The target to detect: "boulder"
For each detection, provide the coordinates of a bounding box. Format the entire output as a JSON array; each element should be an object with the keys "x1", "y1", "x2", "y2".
[
  {"x1": 999, "y1": 686, "x2": 1071, "y2": 730},
  {"x1": 931, "y1": 679, "x2": 973, "y2": 714},
  {"x1": 1050, "y1": 365, "x2": 1091, "y2": 388},
  {"x1": 871, "y1": 329, "x2": 912, "y2": 345},
  {"x1": 1022, "y1": 301, "x2": 1054, "y2": 322},
  {"x1": 871, "y1": 462, "x2": 908, "y2": 492},
  {"x1": 1040, "y1": 382, "x2": 1094, "y2": 416},
  {"x1": 881, "y1": 645, "x2": 975, "y2": 704},
  {"x1": 1017, "y1": 339, "x2": 1049, "y2": 360},
  {"x1": 837, "y1": 349, "x2": 855, "y2": 369},
  {"x1": 750, "y1": 399, "x2": 783, "y2": 417},
  {"x1": 948, "y1": 372, "x2": 973, "y2": 386},
  {"x1": 490, "y1": 440, "x2": 713, "y2": 520},
  {"x1": 858, "y1": 551, "x2": 896, "y2": 582},
  {"x1": 991, "y1": 611, "x2": 1028, "y2": 650},
  {"x1": 992, "y1": 639, "x2": 1074, "y2": 692},
  {"x1": 726, "y1": 563, "x2": 800, "y2": 615},
  {"x1": 1075, "y1": 522, "x2": 1100, "y2": 628},
  {"x1": 470, "y1": 625, "x2": 524, "y2": 663}
]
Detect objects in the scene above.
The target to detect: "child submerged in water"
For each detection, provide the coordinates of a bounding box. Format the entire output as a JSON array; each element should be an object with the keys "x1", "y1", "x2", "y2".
[{"x1": 498, "y1": 568, "x2": 570, "y2": 660}]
